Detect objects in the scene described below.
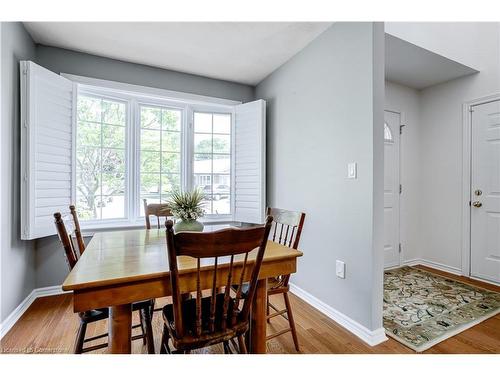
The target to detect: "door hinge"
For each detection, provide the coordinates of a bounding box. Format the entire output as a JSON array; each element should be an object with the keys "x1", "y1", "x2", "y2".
[
  {"x1": 399, "y1": 184, "x2": 402, "y2": 194},
  {"x1": 469, "y1": 107, "x2": 474, "y2": 113},
  {"x1": 399, "y1": 124, "x2": 405, "y2": 134},
  {"x1": 398, "y1": 243, "x2": 402, "y2": 253}
]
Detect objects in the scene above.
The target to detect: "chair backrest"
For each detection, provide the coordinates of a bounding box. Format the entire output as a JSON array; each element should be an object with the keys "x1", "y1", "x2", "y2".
[
  {"x1": 267, "y1": 207, "x2": 306, "y2": 250},
  {"x1": 53, "y1": 211, "x2": 79, "y2": 271},
  {"x1": 69, "y1": 205, "x2": 86, "y2": 256},
  {"x1": 143, "y1": 199, "x2": 173, "y2": 229},
  {"x1": 165, "y1": 216, "x2": 273, "y2": 338}
]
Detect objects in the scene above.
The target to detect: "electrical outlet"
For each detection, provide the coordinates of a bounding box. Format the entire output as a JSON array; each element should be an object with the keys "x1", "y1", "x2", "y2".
[
  {"x1": 336, "y1": 260, "x2": 345, "y2": 279},
  {"x1": 347, "y1": 162, "x2": 357, "y2": 179}
]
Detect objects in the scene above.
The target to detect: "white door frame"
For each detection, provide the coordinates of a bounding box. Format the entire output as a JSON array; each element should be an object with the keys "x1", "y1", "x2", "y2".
[
  {"x1": 461, "y1": 92, "x2": 500, "y2": 277},
  {"x1": 384, "y1": 109, "x2": 404, "y2": 268}
]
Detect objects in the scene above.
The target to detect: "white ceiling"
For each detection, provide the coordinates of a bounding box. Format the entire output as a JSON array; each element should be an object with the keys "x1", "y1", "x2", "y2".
[
  {"x1": 24, "y1": 22, "x2": 332, "y2": 86},
  {"x1": 385, "y1": 33, "x2": 478, "y2": 90}
]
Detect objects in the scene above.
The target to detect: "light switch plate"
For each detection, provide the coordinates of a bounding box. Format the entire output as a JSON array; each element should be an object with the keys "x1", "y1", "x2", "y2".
[
  {"x1": 347, "y1": 162, "x2": 357, "y2": 179},
  {"x1": 336, "y1": 260, "x2": 345, "y2": 279}
]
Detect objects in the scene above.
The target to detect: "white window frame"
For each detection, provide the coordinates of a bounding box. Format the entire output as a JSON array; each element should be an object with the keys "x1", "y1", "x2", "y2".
[{"x1": 66, "y1": 74, "x2": 240, "y2": 230}]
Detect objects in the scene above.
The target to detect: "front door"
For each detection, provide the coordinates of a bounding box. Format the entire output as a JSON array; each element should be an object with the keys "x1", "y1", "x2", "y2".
[
  {"x1": 471, "y1": 99, "x2": 500, "y2": 283},
  {"x1": 384, "y1": 111, "x2": 400, "y2": 268}
]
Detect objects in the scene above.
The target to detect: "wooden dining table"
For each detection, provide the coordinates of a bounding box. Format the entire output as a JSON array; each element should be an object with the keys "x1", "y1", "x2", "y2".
[{"x1": 62, "y1": 224, "x2": 302, "y2": 354}]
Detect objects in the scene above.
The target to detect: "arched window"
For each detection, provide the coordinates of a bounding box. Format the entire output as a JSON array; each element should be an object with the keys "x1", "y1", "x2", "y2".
[{"x1": 384, "y1": 122, "x2": 393, "y2": 143}]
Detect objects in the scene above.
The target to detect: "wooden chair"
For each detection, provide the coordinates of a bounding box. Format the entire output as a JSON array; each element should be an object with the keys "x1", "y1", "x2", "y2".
[
  {"x1": 264, "y1": 207, "x2": 305, "y2": 351},
  {"x1": 143, "y1": 199, "x2": 175, "y2": 314},
  {"x1": 54, "y1": 209, "x2": 155, "y2": 354},
  {"x1": 143, "y1": 199, "x2": 173, "y2": 229},
  {"x1": 160, "y1": 217, "x2": 273, "y2": 354}
]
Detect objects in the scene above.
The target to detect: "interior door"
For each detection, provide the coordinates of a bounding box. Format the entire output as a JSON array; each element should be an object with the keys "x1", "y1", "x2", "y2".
[
  {"x1": 383, "y1": 111, "x2": 401, "y2": 268},
  {"x1": 471, "y1": 99, "x2": 500, "y2": 283}
]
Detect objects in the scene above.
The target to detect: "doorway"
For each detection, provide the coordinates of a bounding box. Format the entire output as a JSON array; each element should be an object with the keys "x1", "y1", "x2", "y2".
[
  {"x1": 384, "y1": 110, "x2": 401, "y2": 269},
  {"x1": 468, "y1": 98, "x2": 500, "y2": 284}
]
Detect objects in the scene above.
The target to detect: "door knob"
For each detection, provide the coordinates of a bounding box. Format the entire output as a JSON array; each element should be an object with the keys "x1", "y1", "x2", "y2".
[
  {"x1": 472, "y1": 201, "x2": 482, "y2": 208},
  {"x1": 474, "y1": 189, "x2": 482, "y2": 196}
]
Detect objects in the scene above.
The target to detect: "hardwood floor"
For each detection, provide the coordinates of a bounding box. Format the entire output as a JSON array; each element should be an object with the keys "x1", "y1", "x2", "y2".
[{"x1": 1, "y1": 266, "x2": 499, "y2": 354}]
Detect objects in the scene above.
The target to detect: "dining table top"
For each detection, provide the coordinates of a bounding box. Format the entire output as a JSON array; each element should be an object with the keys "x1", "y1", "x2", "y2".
[{"x1": 62, "y1": 226, "x2": 303, "y2": 292}]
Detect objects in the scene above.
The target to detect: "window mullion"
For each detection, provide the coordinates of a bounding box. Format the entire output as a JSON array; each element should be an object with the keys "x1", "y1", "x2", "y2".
[{"x1": 128, "y1": 98, "x2": 138, "y2": 223}]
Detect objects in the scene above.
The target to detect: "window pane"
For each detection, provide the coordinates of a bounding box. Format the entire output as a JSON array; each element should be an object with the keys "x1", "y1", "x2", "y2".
[
  {"x1": 139, "y1": 105, "x2": 184, "y2": 212},
  {"x1": 213, "y1": 155, "x2": 230, "y2": 173},
  {"x1": 141, "y1": 129, "x2": 161, "y2": 151},
  {"x1": 194, "y1": 154, "x2": 212, "y2": 174},
  {"x1": 141, "y1": 151, "x2": 161, "y2": 173},
  {"x1": 194, "y1": 112, "x2": 212, "y2": 133},
  {"x1": 76, "y1": 95, "x2": 127, "y2": 221},
  {"x1": 163, "y1": 109, "x2": 181, "y2": 131},
  {"x1": 101, "y1": 195, "x2": 125, "y2": 219},
  {"x1": 192, "y1": 111, "x2": 232, "y2": 216},
  {"x1": 77, "y1": 96, "x2": 101, "y2": 122},
  {"x1": 141, "y1": 106, "x2": 162, "y2": 130},
  {"x1": 101, "y1": 173, "x2": 125, "y2": 195},
  {"x1": 213, "y1": 135, "x2": 230, "y2": 153},
  {"x1": 213, "y1": 114, "x2": 231, "y2": 134},
  {"x1": 162, "y1": 131, "x2": 181, "y2": 152},
  {"x1": 102, "y1": 100, "x2": 125, "y2": 125},
  {"x1": 162, "y1": 152, "x2": 180, "y2": 173},
  {"x1": 213, "y1": 195, "x2": 230, "y2": 215},
  {"x1": 161, "y1": 174, "x2": 181, "y2": 195},
  {"x1": 141, "y1": 174, "x2": 160, "y2": 195},
  {"x1": 194, "y1": 133, "x2": 212, "y2": 153},
  {"x1": 102, "y1": 149, "x2": 125, "y2": 174},
  {"x1": 77, "y1": 122, "x2": 101, "y2": 147},
  {"x1": 102, "y1": 124, "x2": 125, "y2": 149}
]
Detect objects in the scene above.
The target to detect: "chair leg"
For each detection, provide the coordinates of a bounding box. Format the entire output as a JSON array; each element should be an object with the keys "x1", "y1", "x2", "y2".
[
  {"x1": 238, "y1": 335, "x2": 248, "y2": 354},
  {"x1": 142, "y1": 308, "x2": 155, "y2": 354},
  {"x1": 160, "y1": 324, "x2": 170, "y2": 354},
  {"x1": 138, "y1": 310, "x2": 147, "y2": 345},
  {"x1": 74, "y1": 321, "x2": 87, "y2": 354},
  {"x1": 266, "y1": 295, "x2": 270, "y2": 323},
  {"x1": 283, "y1": 292, "x2": 299, "y2": 351}
]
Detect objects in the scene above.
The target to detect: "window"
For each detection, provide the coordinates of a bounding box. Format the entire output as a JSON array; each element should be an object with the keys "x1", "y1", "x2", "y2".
[
  {"x1": 384, "y1": 122, "x2": 393, "y2": 143},
  {"x1": 76, "y1": 95, "x2": 127, "y2": 220},
  {"x1": 139, "y1": 105, "x2": 182, "y2": 215},
  {"x1": 193, "y1": 112, "x2": 231, "y2": 215},
  {"x1": 20, "y1": 62, "x2": 266, "y2": 238}
]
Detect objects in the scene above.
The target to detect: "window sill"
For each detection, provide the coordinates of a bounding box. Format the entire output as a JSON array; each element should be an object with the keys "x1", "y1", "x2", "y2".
[{"x1": 80, "y1": 217, "x2": 239, "y2": 237}]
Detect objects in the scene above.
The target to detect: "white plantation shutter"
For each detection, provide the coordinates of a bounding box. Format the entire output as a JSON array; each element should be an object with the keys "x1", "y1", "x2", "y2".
[
  {"x1": 233, "y1": 99, "x2": 266, "y2": 224},
  {"x1": 20, "y1": 61, "x2": 75, "y2": 240}
]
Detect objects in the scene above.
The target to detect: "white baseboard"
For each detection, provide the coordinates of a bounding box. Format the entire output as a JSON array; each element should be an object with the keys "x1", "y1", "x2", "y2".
[
  {"x1": 0, "y1": 285, "x2": 66, "y2": 340},
  {"x1": 401, "y1": 258, "x2": 462, "y2": 276},
  {"x1": 289, "y1": 283, "x2": 387, "y2": 347}
]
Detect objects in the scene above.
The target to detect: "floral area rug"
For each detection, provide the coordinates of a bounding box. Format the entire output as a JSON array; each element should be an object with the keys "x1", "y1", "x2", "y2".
[{"x1": 383, "y1": 266, "x2": 500, "y2": 352}]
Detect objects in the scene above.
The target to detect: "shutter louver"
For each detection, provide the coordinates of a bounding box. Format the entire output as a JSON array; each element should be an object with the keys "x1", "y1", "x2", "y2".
[
  {"x1": 20, "y1": 61, "x2": 75, "y2": 240},
  {"x1": 233, "y1": 99, "x2": 266, "y2": 224}
]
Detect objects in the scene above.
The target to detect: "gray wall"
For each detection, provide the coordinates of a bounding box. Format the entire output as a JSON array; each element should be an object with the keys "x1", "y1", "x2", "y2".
[
  {"x1": 33, "y1": 45, "x2": 255, "y2": 288},
  {"x1": 0, "y1": 22, "x2": 37, "y2": 322},
  {"x1": 36, "y1": 45, "x2": 254, "y2": 103},
  {"x1": 255, "y1": 23, "x2": 385, "y2": 331}
]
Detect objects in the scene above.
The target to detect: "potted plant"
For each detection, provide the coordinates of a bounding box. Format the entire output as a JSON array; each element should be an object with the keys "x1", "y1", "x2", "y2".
[{"x1": 168, "y1": 188, "x2": 206, "y2": 232}]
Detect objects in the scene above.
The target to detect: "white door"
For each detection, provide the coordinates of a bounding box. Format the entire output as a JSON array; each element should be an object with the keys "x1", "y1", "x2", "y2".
[
  {"x1": 384, "y1": 111, "x2": 401, "y2": 268},
  {"x1": 470, "y1": 99, "x2": 500, "y2": 283}
]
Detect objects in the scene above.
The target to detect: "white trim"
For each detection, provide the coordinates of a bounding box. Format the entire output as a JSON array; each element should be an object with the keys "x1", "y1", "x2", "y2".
[
  {"x1": 289, "y1": 283, "x2": 388, "y2": 347},
  {"x1": 61, "y1": 73, "x2": 242, "y2": 107},
  {"x1": 401, "y1": 258, "x2": 463, "y2": 276},
  {"x1": 461, "y1": 93, "x2": 500, "y2": 278},
  {"x1": 0, "y1": 285, "x2": 67, "y2": 340}
]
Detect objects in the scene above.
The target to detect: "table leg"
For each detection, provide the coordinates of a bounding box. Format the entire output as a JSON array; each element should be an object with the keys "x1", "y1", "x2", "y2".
[
  {"x1": 109, "y1": 304, "x2": 132, "y2": 353},
  {"x1": 250, "y1": 278, "x2": 267, "y2": 353}
]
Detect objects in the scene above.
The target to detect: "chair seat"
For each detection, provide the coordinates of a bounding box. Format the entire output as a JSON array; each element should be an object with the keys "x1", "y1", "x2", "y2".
[
  {"x1": 162, "y1": 293, "x2": 247, "y2": 350},
  {"x1": 233, "y1": 277, "x2": 288, "y2": 298}
]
